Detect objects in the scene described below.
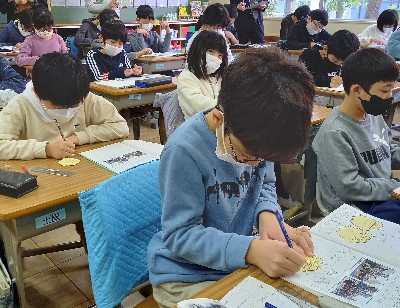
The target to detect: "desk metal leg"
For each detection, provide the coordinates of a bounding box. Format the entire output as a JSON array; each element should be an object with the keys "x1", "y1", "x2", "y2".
[{"x1": 0, "y1": 220, "x2": 26, "y2": 307}]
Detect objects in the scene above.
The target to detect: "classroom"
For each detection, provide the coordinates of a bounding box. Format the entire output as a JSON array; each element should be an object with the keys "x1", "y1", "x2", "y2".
[{"x1": 0, "y1": 0, "x2": 400, "y2": 307}]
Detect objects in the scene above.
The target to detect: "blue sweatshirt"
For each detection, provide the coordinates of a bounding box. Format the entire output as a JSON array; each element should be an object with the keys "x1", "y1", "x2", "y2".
[
  {"x1": 0, "y1": 20, "x2": 25, "y2": 46},
  {"x1": 386, "y1": 29, "x2": 400, "y2": 60},
  {"x1": 85, "y1": 48, "x2": 132, "y2": 81},
  {"x1": 0, "y1": 57, "x2": 26, "y2": 93},
  {"x1": 147, "y1": 111, "x2": 282, "y2": 286}
]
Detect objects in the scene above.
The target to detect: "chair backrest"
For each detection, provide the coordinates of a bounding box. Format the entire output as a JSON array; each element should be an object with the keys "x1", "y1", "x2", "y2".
[
  {"x1": 185, "y1": 32, "x2": 194, "y2": 48},
  {"x1": 153, "y1": 89, "x2": 184, "y2": 138},
  {"x1": 79, "y1": 161, "x2": 161, "y2": 308},
  {"x1": 315, "y1": 183, "x2": 331, "y2": 217},
  {"x1": 66, "y1": 36, "x2": 78, "y2": 57}
]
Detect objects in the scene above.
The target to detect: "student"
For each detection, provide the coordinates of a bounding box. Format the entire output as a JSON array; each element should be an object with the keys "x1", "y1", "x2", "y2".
[
  {"x1": 230, "y1": 0, "x2": 266, "y2": 44},
  {"x1": 84, "y1": 0, "x2": 118, "y2": 15},
  {"x1": 0, "y1": 8, "x2": 34, "y2": 48},
  {"x1": 0, "y1": 52, "x2": 129, "y2": 160},
  {"x1": 89, "y1": 8, "x2": 119, "y2": 49},
  {"x1": 280, "y1": 5, "x2": 310, "y2": 40},
  {"x1": 86, "y1": 20, "x2": 142, "y2": 81},
  {"x1": 386, "y1": 28, "x2": 400, "y2": 60},
  {"x1": 0, "y1": 0, "x2": 47, "y2": 23},
  {"x1": 16, "y1": 9, "x2": 68, "y2": 67},
  {"x1": 178, "y1": 31, "x2": 228, "y2": 120},
  {"x1": 358, "y1": 10, "x2": 397, "y2": 48},
  {"x1": 286, "y1": 9, "x2": 330, "y2": 50},
  {"x1": 0, "y1": 57, "x2": 27, "y2": 94},
  {"x1": 187, "y1": 4, "x2": 233, "y2": 62},
  {"x1": 74, "y1": 13, "x2": 102, "y2": 59},
  {"x1": 312, "y1": 48, "x2": 400, "y2": 224},
  {"x1": 147, "y1": 48, "x2": 315, "y2": 308},
  {"x1": 224, "y1": 4, "x2": 239, "y2": 45},
  {"x1": 299, "y1": 30, "x2": 359, "y2": 88},
  {"x1": 128, "y1": 5, "x2": 171, "y2": 54}
]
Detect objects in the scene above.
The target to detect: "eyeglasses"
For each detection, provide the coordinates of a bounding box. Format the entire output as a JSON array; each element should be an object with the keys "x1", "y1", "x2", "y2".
[
  {"x1": 227, "y1": 132, "x2": 265, "y2": 164},
  {"x1": 312, "y1": 20, "x2": 324, "y2": 30}
]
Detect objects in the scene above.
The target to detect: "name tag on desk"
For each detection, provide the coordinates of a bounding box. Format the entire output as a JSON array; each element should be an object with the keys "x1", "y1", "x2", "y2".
[
  {"x1": 155, "y1": 63, "x2": 165, "y2": 70},
  {"x1": 129, "y1": 94, "x2": 142, "y2": 100},
  {"x1": 35, "y1": 208, "x2": 66, "y2": 229}
]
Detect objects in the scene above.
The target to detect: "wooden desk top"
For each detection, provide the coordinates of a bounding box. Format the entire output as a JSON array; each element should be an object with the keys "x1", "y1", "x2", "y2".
[
  {"x1": 312, "y1": 105, "x2": 332, "y2": 125},
  {"x1": 316, "y1": 82, "x2": 400, "y2": 98},
  {"x1": 89, "y1": 82, "x2": 176, "y2": 96},
  {"x1": 0, "y1": 52, "x2": 19, "y2": 57},
  {"x1": 136, "y1": 55, "x2": 186, "y2": 63},
  {"x1": 0, "y1": 141, "x2": 117, "y2": 220},
  {"x1": 191, "y1": 266, "x2": 319, "y2": 306},
  {"x1": 288, "y1": 49, "x2": 304, "y2": 55}
]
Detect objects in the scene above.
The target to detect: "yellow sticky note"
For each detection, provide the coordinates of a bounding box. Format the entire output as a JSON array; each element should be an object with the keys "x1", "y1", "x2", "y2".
[
  {"x1": 351, "y1": 215, "x2": 382, "y2": 231},
  {"x1": 58, "y1": 157, "x2": 80, "y2": 166},
  {"x1": 300, "y1": 255, "x2": 323, "y2": 272},
  {"x1": 337, "y1": 226, "x2": 371, "y2": 243}
]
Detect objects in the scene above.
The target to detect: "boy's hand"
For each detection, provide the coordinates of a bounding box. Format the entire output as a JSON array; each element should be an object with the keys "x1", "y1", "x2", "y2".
[
  {"x1": 258, "y1": 211, "x2": 314, "y2": 256},
  {"x1": 108, "y1": 0, "x2": 118, "y2": 9},
  {"x1": 370, "y1": 38, "x2": 385, "y2": 45},
  {"x1": 45, "y1": 139, "x2": 75, "y2": 159},
  {"x1": 224, "y1": 30, "x2": 239, "y2": 45},
  {"x1": 137, "y1": 48, "x2": 153, "y2": 57},
  {"x1": 136, "y1": 28, "x2": 148, "y2": 35},
  {"x1": 132, "y1": 64, "x2": 142, "y2": 76},
  {"x1": 258, "y1": 3, "x2": 266, "y2": 10},
  {"x1": 160, "y1": 21, "x2": 171, "y2": 32},
  {"x1": 330, "y1": 75, "x2": 343, "y2": 88},
  {"x1": 124, "y1": 68, "x2": 134, "y2": 77},
  {"x1": 245, "y1": 239, "x2": 306, "y2": 277},
  {"x1": 65, "y1": 134, "x2": 79, "y2": 145},
  {"x1": 237, "y1": 2, "x2": 246, "y2": 11},
  {"x1": 14, "y1": 43, "x2": 22, "y2": 49}
]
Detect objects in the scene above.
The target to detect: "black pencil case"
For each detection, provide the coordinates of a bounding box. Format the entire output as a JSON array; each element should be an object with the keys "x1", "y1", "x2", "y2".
[{"x1": 0, "y1": 169, "x2": 38, "y2": 198}]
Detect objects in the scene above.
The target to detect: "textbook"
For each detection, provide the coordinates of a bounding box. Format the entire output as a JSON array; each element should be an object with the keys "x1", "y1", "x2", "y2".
[
  {"x1": 94, "y1": 74, "x2": 172, "y2": 89},
  {"x1": 177, "y1": 276, "x2": 316, "y2": 308},
  {"x1": 284, "y1": 204, "x2": 400, "y2": 308},
  {"x1": 80, "y1": 140, "x2": 163, "y2": 173}
]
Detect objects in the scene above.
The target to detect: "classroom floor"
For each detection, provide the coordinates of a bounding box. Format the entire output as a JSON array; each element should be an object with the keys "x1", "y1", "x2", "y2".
[{"x1": 19, "y1": 108, "x2": 400, "y2": 308}]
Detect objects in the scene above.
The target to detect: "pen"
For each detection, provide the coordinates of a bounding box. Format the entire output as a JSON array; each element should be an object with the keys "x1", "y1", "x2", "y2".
[
  {"x1": 54, "y1": 120, "x2": 66, "y2": 141},
  {"x1": 265, "y1": 302, "x2": 277, "y2": 308},
  {"x1": 274, "y1": 210, "x2": 293, "y2": 248}
]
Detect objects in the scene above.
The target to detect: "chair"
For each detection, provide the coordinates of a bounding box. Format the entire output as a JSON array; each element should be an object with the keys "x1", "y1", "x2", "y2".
[
  {"x1": 315, "y1": 183, "x2": 331, "y2": 217},
  {"x1": 79, "y1": 161, "x2": 161, "y2": 308},
  {"x1": 66, "y1": 36, "x2": 78, "y2": 58}
]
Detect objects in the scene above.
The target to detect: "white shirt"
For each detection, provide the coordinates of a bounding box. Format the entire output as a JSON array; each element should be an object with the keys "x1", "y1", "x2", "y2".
[{"x1": 358, "y1": 24, "x2": 393, "y2": 48}]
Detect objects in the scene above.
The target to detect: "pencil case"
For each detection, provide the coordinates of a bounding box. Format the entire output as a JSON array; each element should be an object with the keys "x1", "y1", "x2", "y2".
[{"x1": 0, "y1": 169, "x2": 38, "y2": 198}]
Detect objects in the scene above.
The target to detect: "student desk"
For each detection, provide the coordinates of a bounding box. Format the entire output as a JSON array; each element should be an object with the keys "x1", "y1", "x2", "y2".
[
  {"x1": 0, "y1": 141, "x2": 117, "y2": 308},
  {"x1": 136, "y1": 55, "x2": 186, "y2": 74},
  {"x1": 188, "y1": 266, "x2": 319, "y2": 305},
  {"x1": 287, "y1": 49, "x2": 304, "y2": 56},
  {"x1": 0, "y1": 51, "x2": 19, "y2": 65},
  {"x1": 89, "y1": 82, "x2": 177, "y2": 144}
]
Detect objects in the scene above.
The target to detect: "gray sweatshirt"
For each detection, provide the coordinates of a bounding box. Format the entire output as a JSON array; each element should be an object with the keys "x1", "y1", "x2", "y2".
[
  {"x1": 312, "y1": 107, "x2": 400, "y2": 211},
  {"x1": 127, "y1": 30, "x2": 171, "y2": 54}
]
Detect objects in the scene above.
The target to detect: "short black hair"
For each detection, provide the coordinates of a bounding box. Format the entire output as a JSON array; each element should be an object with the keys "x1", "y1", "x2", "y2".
[
  {"x1": 97, "y1": 8, "x2": 119, "y2": 27},
  {"x1": 224, "y1": 4, "x2": 238, "y2": 19},
  {"x1": 187, "y1": 30, "x2": 228, "y2": 80},
  {"x1": 18, "y1": 8, "x2": 34, "y2": 29},
  {"x1": 377, "y1": 9, "x2": 398, "y2": 32},
  {"x1": 293, "y1": 5, "x2": 310, "y2": 21},
  {"x1": 136, "y1": 5, "x2": 154, "y2": 20},
  {"x1": 309, "y1": 9, "x2": 329, "y2": 26},
  {"x1": 33, "y1": 9, "x2": 53, "y2": 30},
  {"x1": 200, "y1": 3, "x2": 230, "y2": 29},
  {"x1": 218, "y1": 48, "x2": 315, "y2": 162},
  {"x1": 327, "y1": 30, "x2": 359, "y2": 61},
  {"x1": 101, "y1": 20, "x2": 127, "y2": 44},
  {"x1": 342, "y1": 48, "x2": 399, "y2": 95},
  {"x1": 32, "y1": 53, "x2": 89, "y2": 108}
]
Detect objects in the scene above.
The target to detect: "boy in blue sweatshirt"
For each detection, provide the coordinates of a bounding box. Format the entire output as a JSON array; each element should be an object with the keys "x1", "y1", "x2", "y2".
[
  {"x1": 86, "y1": 19, "x2": 142, "y2": 81},
  {"x1": 313, "y1": 48, "x2": 400, "y2": 224},
  {"x1": 148, "y1": 48, "x2": 316, "y2": 308},
  {"x1": 0, "y1": 9, "x2": 33, "y2": 48}
]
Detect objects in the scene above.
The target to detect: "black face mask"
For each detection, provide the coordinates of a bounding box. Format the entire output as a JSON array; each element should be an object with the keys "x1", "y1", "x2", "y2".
[{"x1": 360, "y1": 90, "x2": 393, "y2": 116}]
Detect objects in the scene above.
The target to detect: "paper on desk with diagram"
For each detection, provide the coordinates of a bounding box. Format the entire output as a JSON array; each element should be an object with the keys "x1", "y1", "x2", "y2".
[
  {"x1": 94, "y1": 74, "x2": 163, "y2": 88},
  {"x1": 140, "y1": 52, "x2": 178, "y2": 58}
]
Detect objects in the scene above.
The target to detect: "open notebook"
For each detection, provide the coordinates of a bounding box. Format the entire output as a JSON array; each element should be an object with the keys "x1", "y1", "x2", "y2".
[
  {"x1": 94, "y1": 74, "x2": 167, "y2": 89},
  {"x1": 178, "y1": 276, "x2": 316, "y2": 308},
  {"x1": 80, "y1": 140, "x2": 163, "y2": 173},
  {"x1": 284, "y1": 204, "x2": 400, "y2": 308}
]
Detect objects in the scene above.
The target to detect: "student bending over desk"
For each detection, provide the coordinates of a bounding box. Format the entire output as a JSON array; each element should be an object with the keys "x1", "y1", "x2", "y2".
[
  {"x1": 313, "y1": 48, "x2": 400, "y2": 224},
  {"x1": 0, "y1": 8, "x2": 34, "y2": 49},
  {"x1": 177, "y1": 31, "x2": 227, "y2": 120},
  {"x1": 0, "y1": 52, "x2": 129, "y2": 160},
  {"x1": 147, "y1": 48, "x2": 315, "y2": 308}
]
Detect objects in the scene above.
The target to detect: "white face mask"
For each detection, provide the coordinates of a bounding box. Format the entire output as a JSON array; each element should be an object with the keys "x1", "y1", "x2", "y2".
[
  {"x1": 306, "y1": 21, "x2": 319, "y2": 35},
  {"x1": 35, "y1": 29, "x2": 53, "y2": 39},
  {"x1": 97, "y1": 25, "x2": 101, "y2": 31},
  {"x1": 113, "y1": 7, "x2": 121, "y2": 17},
  {"x1": 141, "y1": 23, "x2": 153, "y2": 32},
  {"x1": 103, "y1": 43, "x2": 123, "y2": 57},
  {"x1": 206, "y1": 53, "x2": 222, "y2": 75},
  {"x1": 44, "y1": 106, "x2": 80, "y2": 124},
  {"x1": 383, "y1": 27, "x2": 393, "y2": 35},
  {"x1": 215, "y1": 116, "x2": 249, "y2": 167},
  {"x1": 17, "y1": 22, "x2": 31, "y2": 37}
]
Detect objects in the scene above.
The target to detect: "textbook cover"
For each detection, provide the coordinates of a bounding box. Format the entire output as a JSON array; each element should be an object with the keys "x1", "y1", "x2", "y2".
[
  {"x1": 284, "y1": 204, "x2": 400, "y2": 308},
  {"x1": 80, "y1": 140, "x2": 163, "y2": 173}
]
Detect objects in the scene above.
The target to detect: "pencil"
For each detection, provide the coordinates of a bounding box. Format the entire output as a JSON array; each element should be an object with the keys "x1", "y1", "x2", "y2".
[
  {"x1": 274, "y1": 210, "x2": 293, "y2": 248},
  {"x1": 54, "y1": 120, "x2": 66, "y2": 141}
]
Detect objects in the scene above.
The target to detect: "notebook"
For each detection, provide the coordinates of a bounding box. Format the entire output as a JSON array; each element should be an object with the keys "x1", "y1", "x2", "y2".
[
  {"x1": 94, "y1": 74, "x2": 172, "y2": 89},
  {"x1": 177, "y1": 276, "x2": 317, "y2": 308},
  {"x1": 80, "y1": 140, "x2": 163, "y2": 173},
  {"x1": 283, "y1": 204, "x2": 400, "y2": 308}
]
